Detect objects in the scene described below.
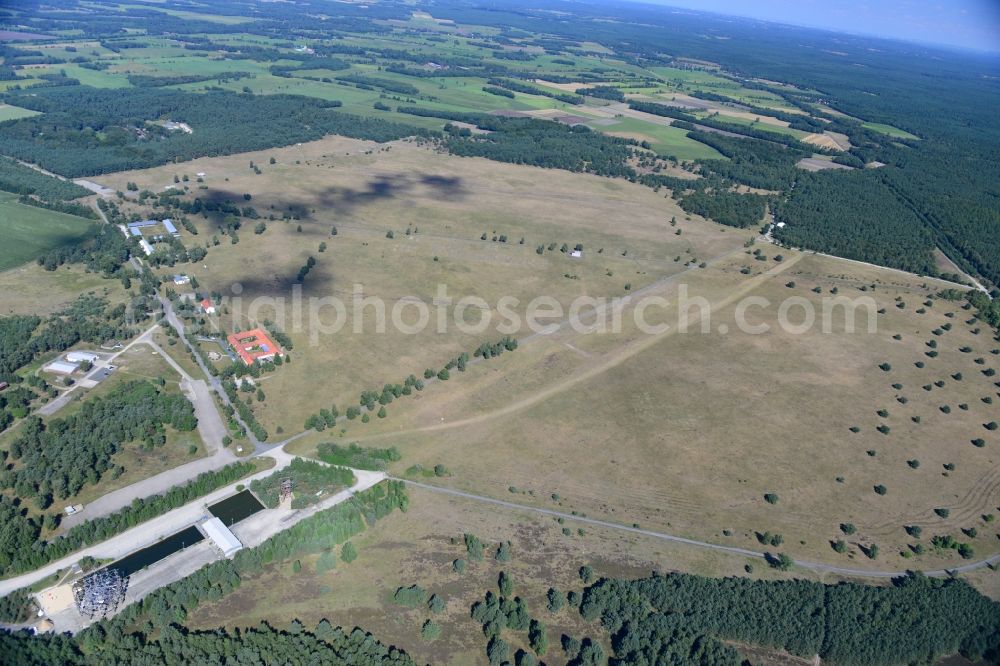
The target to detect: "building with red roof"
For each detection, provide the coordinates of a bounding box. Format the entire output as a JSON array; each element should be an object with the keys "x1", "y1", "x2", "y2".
[
  {"x1": 200, "y1": 298, "x2": 216, "y2": 315},
  {"x1": 227, "y1": 328, "x2": 283, "y2": 365}
]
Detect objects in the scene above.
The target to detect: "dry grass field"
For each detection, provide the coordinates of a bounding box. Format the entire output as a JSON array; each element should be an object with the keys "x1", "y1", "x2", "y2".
[
  {"x1": 303, "y1": 251, "x2": 1000, "y2": 572},
  {"x1": 186, "y1": 485, "x2": 819, "y2": 665},
  {"x1": 95, "y1": 137, "x2": 751, "y2": 434},
  {"x1": 88, "y1": 136, "x2": 999, "y2": 583},
  {"x1": 0, "y1": 262, "x2": 128, "y2": 316}
]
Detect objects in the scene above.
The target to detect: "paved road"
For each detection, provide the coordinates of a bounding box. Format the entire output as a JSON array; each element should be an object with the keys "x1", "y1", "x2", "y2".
[
  {"x1": 157, "y1": 296, "x2": 263, "y2": 451},
  {"x1": 398, "y1": 479, "x2": 1000, "y2": 579}
]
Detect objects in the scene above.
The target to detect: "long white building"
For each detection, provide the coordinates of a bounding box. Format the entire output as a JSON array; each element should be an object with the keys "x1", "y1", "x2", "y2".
[{"x1": 200, "y1": 517, "x2": 242, "y2": 557}]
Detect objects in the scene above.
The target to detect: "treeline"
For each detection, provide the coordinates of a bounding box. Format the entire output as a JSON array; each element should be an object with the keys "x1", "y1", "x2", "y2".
[
  {"x1": 0, "y1": 462, "x2": 255, "y2": 578},
  {"x1": 773, "y1": 169, "x2": 937, "y2": 275},
  {"x1": 0, "y1": 617, "x2": 414, "y2": 665},
  {"x1": 486, "y1": 78, "x2": 584, "y2": 104},
  {"x1": 442, "y1": 116, "x2": 637, "y2": 178},
  {"x1": 0, "y1": 88, "x2": 429, "y2": 177},
  {"x1": 127, "y1": 71, "x2": 254, "y2": 87},
  {"x1": 17, "y1": 194, "x2": 97, "y2": 219},
  {"x1": 580, "y1": 85, "x2": 625, "y2": 101},
  {"x1": 678, "y1": 190, "x2": 768, "y2": 228},
  {"x1": 317, "y1": 442, "x2": 401, "y2": 471},
  {"x1": 222, "y1": 379, "x2": 269, "y2": 442},
  {"x1": 270, "y1": 57, "x2": 349, "y2": 77},
  {"x1": 579, "y1": 572, "x2": 1000, "y2": 665},
  {"x1": 336, "y1": 73, "x2": 420, "y2": 96},
  {"x1": 968, "y1": 291, "x2": 1000, "y2": 330},
  {"x1": 0, "y1": 156, "x2": 91, "y2": 201},
  {"x1": 249, "y1": 457, "x2": 354, "y2": 509}
]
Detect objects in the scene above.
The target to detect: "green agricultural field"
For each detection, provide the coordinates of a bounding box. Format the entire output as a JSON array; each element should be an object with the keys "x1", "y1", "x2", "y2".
[
  {"x1": 863, "y1": 121, "x2": 920, "y2": 140},
  {"x1": 0, "y1": 104, "x2": 40, "y2": 122},
  {"x1": 0, "y1": 192, "x2": 98, "y2": 271},
  {"x1": 33, "y1": 63, "x2": 131, "y2": 89},
  {"x1": 586, "y1": 116, "x2": 724, "y2": 160}
]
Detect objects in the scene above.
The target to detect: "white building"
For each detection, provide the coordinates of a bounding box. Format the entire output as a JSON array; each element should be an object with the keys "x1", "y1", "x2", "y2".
[
  {"x1": 65, "y1": 351, "x2": 100, "y2": 364},
  {"x1": 201, "y1": 517, "x2": 243, "y2": 557},
  {"x1": 44, "y1": 360, "x2": 79, "y2": 375},
  {"x1": 139, "y1": 239, "x2": 154, "y2": 256},
  {"x1": 570, "y1": 250, "x2": 583, "y2": 258}
]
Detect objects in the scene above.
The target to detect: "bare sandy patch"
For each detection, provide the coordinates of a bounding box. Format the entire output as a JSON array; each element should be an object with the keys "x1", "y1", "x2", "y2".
[
  {"x1": 796, "y1": 156, "x2": 854, "y2": 172},
  {"x1": 534, "y1": 79, "x2": 590, "y2": 92},
  {"x1": 803, "y1": 133, "x2": 846, "y2": 151}
]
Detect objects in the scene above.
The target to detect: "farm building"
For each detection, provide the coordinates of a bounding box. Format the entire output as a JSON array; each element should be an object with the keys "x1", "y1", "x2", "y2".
[
  {"x1": 44, "y1": 360, "x2": 78, "y2": 374},
  {"x1": 201, "y1": 517, "x2": 242, "y2": 557},
  {"x1": 570, "y1": 250, "x2": 583, "y2": 258},
  {"x1": 139, "y1": 239, "x2": 154, "y2": 256},
  {"x1": 200, "y1": 298, "x2": 216, "y2": 315},
  {"x1": 65, "y1": 351, "x2": 100, "y2": 364},
  {"x1": 227, "y1": 328, "x2": 284, "y2": 365},
  {"x1": 173, "y1": 274, "x2": 190, "y2": 285},
  {"x1": 162, "y1": 219, "x2": 179, "y2": 236}
]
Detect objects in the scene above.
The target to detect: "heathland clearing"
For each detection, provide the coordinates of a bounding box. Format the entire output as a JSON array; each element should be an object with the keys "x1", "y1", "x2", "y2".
[
  {"x1": 327, "y1": 252, "x2": 1000, "y2": 572},
  {"x1": 95, "y1": 136, "x2": 750, "y2": 434}
]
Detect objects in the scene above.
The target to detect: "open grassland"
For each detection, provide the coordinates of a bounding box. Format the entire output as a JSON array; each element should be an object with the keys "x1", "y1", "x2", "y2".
[
  {"x1": 186, "y1": 484, "x2": 820, "y2": 665},
  {"x1": 0, "y1": 262, "x2": 128, "y2": 316},
  {"x1": 0, "y1": 192, "x2": 98, "y2": 271},
  {"x1": 862, "y1": 121, "x2": 920, "y2": 140},
  {"x1": 316, "y1": 251, "x2": 1000, "y2": 572},
  {"x1": 96, "y1": 136, "x2": 750, "y2": 435}
]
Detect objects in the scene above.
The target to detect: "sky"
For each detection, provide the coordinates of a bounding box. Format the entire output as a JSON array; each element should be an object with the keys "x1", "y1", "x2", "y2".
[{"x1": 643, "y1": 0, "x2": 1000, "y2": 52}]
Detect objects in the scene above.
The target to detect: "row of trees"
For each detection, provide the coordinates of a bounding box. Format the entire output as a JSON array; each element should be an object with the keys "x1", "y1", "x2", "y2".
[
  {"x1": 316, "y1": 442, "x2": 401, "y2": 471},
  {"x1": 0, "y1": 156, "x2": 91, "y2": 201}
]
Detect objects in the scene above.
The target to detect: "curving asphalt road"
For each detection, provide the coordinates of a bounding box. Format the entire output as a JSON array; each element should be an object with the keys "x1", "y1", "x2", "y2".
[{"x1": 398, "y1": 478, "x2": 1000, "y2": 579}]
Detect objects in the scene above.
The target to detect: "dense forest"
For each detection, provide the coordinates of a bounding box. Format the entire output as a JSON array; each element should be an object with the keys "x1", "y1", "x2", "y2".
[
  {"x1": 1, "y1": 380, "x2": 195, "y2": 504},
  {"x1": 773, "y1": 170, "x2": 938, "y2": 274},
  {"x1": 0, "y1": 87, "x2": 428, "y2": 177},
  {"x1": 0, "y1": 157, "x2": 90, "y2": 201},
  {"x1": 0, "y1": 619, "x2": 414, "y2": 665},
  {"x1": 580, "y1": 572, "x2": 1000, "y2": 665}
]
